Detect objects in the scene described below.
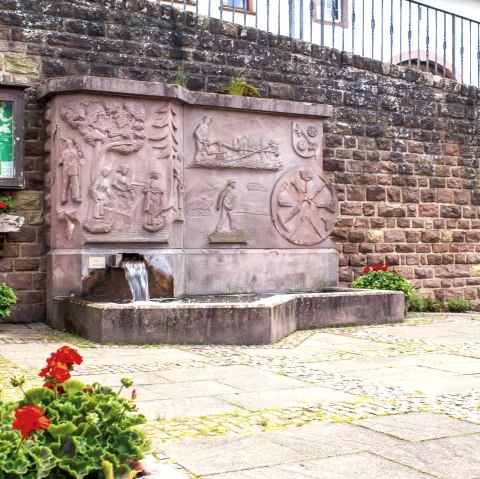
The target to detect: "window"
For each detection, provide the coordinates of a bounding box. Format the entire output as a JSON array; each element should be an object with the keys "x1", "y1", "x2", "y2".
[
  {"x1": 222, "y1": 0, "x2": 254, "y2": 11},
  {"x1": 315, "y1": 0, "x2": 342, "y2": 22}
]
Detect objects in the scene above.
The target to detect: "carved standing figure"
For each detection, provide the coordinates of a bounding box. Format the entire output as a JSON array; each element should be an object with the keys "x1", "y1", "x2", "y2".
[
  {"x1": 143, "y1": 170, "x2": 163, "y2": 226},
  {"x1": 172, "y1": 158, "x2": 184, "y2": 211},
  {"x1": 59, "y1": 138, "x2": 84, "y2": 204},
  {"x1": 91, "y1": 167, "x2": 114, "y2": 219},
  {"x1": 215, "y1": 179, "x2": 236, "y2": 232},
  {"x1": 112, "y1": 164, "x2": 135, "y2": 201},
  {"x1": 194, "y1": 116, "x2": 212, "y2": 163}
]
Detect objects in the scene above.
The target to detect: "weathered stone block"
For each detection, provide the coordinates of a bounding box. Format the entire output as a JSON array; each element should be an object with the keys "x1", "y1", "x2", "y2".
[
  {"x1": 366, "y1": 230, "x2": 383, "y2": 243},
  {"x1": 4, "y1": 53, "x2": 39, "y2": 74}
]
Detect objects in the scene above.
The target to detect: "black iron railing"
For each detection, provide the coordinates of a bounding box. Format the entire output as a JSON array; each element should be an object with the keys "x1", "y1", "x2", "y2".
[{"x1": 161, "y1": 0, "x2": 480, "y2": 87}]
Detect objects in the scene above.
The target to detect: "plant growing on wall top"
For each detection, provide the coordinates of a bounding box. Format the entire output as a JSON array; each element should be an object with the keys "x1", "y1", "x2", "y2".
[{"x1": 216, "y1": 73, "x2": 261, "y2": 98}]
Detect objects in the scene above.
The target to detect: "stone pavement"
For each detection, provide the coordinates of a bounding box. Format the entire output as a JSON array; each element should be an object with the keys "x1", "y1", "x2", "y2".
[{"x1": 1, "y1": 313, "x2": 480, "y2": 478}]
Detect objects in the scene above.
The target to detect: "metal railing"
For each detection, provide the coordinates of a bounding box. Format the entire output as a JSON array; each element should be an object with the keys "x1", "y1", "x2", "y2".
[{"x1": 160, "y1": 0, "x2": 480, "y2": 87}]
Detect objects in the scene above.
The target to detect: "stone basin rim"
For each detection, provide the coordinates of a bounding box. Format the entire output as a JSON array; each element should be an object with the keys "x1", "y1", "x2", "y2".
[{"x1": 56, "y1": 288, "x2": 403, "y2": 310}]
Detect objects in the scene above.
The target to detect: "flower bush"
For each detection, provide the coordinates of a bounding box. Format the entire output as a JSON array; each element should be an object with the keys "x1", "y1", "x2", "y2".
[
  {"x1": 0, "y1": 345, "x2": 149, "y2": 478},
  {"x1": 0, "y1": 195, "x2": 14, "y2": 214},
  {"x1": 351, "y1": 264, "x2": 414, "y2": 298},
  {"x1": 0, "y1": 283, "x2": 16, "y2": 321}
]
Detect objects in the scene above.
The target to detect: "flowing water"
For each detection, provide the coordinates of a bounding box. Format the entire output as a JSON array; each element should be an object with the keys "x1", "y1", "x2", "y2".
[{"x1": 123, "y1": 261, "x2": 150, "y2": 302}]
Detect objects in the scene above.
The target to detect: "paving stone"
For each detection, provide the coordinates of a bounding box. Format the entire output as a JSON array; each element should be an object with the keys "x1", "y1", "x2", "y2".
[
  {"x1": 299, "y1": 333, "x2": 392, "y2": 351},
  {"x1": 159, "y1": 434, "x2": 307, "y2": 475},
  {"x1": 218, "y1": 386, "x2": 356, "y2": 410},
  {"x1": 159, "y1": 365, "x2": 311, "y2": 391},
  {"x1": 137, "y1": 396, "x2": 239, "y2": 420},
  {"x1": 266, "y1": 422, "x2": 403, "y2": 456},
  {"x1": 203, "y1": 453, "x2": 436, "y2": 478},
  {"x1": 141, "y1": 380, "x2": 243, "y2": 399},
  {"x1": 72, "y1": 371, "x2": 173, "y2": 387},
  {"x1": 379, "y1": 434, "x2": 480, "y2": 479},
  {"x1": 355, "y1": 412, "x2": 480, "y2": 441}
]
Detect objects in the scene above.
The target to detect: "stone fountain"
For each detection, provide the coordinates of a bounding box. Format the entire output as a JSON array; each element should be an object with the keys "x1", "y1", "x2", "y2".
[{"x1": 39, "y1": 77, "x2": 403, "y2": 344}]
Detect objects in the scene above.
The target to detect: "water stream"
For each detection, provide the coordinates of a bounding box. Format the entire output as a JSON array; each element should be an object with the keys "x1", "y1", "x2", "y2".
[{"x1": 123, "y1": 261, "x2": 150, "y2": 302}]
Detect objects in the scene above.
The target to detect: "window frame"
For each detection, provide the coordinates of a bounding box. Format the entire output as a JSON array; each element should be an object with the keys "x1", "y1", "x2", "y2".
[
  {"x1": 221, "y1": 0, "x2": 255, "y2": 14},
  {"x1": 314, "y1": 0, "x2": 349, "y2": 27}
]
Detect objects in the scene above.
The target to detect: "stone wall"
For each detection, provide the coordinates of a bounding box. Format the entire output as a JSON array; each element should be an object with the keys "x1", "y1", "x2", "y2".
[{"x1": 0, "y1": 0, "x2": 479, "y2": 319}]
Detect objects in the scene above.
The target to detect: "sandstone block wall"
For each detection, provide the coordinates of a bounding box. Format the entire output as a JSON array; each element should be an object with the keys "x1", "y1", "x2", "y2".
[{"x1": 0, "y1": 0, "x2": 479, "y2": 319}]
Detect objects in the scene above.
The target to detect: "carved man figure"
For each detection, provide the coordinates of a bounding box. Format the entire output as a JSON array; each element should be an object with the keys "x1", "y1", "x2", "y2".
[
  {"x1": 143, "y1": 170, "x2": 163, "y2": 226},
  {"x1": 59, "y1": 138, "x2": 84, "y2": 204},
  {"x1": 91, "y1": 167, "x2": 114, "y2": 219},
  {"x1": 194, "y1": 116, "x2": 212, "y2": 163},
  {"x1": 172, "y1": 158, "x2": 184, "y2": 211},
  {"x1": 112, "y1": 164, "x2": 135, "y2": 201},
  {"x1": 215, "y1": 179, "x2": 236, "y2": 232}
]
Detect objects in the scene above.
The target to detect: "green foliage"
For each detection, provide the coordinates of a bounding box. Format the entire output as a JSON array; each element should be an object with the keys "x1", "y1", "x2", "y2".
[
  {"x1": 447, "y1": 297, "x2": 470, "y2": 312},
  {"x1": 0, "y1": 283, "x2": 16, "y2": 321},
  {"x1": 408, "y1": 293, "x2": 425, "y2": 312},
  {"x1": 0, "y1": 379, "x2": 149, "y2": 478},
  {"x1": 216, "y1": 73, "x2": 261, "y2": 98},
  {"x1": 0, "y1": 195, "x2": 14, "y2": 214},
  {"x1": 173, "y1": 63, "x2": 188, "y2": 88},
  {"x1": 423, "y1": 296, "x2": 445, "y2": 312},
  {"x1": 351, "y1": 269, "x2": 414, "y2": 298}
]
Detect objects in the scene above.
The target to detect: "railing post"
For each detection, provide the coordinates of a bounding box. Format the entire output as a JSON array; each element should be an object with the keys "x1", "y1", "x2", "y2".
[{"x1": 452, "y1": 14, "x2": 456, "y2": 80}]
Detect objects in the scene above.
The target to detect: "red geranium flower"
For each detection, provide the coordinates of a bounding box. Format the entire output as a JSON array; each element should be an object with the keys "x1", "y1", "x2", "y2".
[
  {"x1": 12, "y1": 405, "x2": 50, "y2": 439},
  {"x1": 372, "y1": 264, "x2": 383, "y2": 271},
  {"x1": 0, "y1": 202, "x2": 7, "y2": 209},
  {"x1": 363, "y1": 266, "x2": 371, "y2": 273},
  {"x1": 43, "y1": 382, "x2": 65, "y2": 394},
  {"x1": 52, "y1": 346, "x2": 83, "y2": 367},
  {"x1": 39, "y1": 346, "x2": 83, "y2": 384}
]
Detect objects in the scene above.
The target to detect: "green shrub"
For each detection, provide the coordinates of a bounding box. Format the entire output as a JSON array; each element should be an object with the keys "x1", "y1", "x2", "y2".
[
  {"x1": 447, "y1": 297, "x2": 470, "y2": 312},
  {"x1": 0, "y1": 283, "x2": 16, "y2": 320},
  {"x1": 0, "y1": 346, "x2": 149, "y2": 478},
  {"x1": 408, "y1": 293, "x2": 425, "y2": 312},
  {"x1": 351, "y1": 264, "x2": 414, "y2": 298},
  {"x1": 423, "y1": 296, "x2": 444, "y2": 312}
]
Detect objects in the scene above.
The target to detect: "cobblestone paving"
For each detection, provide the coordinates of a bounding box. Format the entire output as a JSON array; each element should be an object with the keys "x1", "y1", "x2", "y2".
[{"x1": 1, "y1": 314, "x2": 480, "y2": 478}]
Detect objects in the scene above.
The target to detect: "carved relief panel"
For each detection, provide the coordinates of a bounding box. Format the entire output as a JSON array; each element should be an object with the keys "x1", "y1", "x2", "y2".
[
  {"x1": 49, "y1": 94, "x2": 184, "y2": 248},
  {"x1": 183, "y1": 109, "x2": 336, "y2": 249}
]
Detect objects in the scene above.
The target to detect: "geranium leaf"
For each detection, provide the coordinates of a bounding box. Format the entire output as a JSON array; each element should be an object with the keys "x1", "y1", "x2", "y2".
[
  {"x1": 29, "y1": 445, "x2": 58, "y2": 479},
  {"x1": 62, "y1": 379, "x2": 87, "y2": 395}
]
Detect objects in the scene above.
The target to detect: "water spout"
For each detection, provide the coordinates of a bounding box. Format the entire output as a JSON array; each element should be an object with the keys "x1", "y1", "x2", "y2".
[{"x1": 123, "y1": 261, "x2": 150, "y2": 302}]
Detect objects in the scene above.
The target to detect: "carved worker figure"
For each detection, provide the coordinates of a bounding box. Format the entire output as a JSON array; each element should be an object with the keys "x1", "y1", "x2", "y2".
[
  {"x1": 59, "y1": 138, "x2": 84, "y2": 204},
  {"x1": 91, "y1": 166, "x2": 114, "y2": 219},
  {"x1": 172, "y1": 158, "x2": 184, "y2": 211},
  {"x1": 143, "y1": 170, "x2": 163, "y2": 226},
  {"x1": 112, "y1": 164, "x2": 135, "y2": 201},
  {"x1": 194, "y1": 116, "x2": 212, "y2": 163},
  {"x1": 215, "y1": 179, "x2": 236, "y2": 232}
]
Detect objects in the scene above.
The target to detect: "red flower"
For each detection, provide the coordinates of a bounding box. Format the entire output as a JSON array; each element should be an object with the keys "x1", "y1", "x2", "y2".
[
  {"x1": 39, "y1": 346, "x2": 83, "y2": 384},
  {"x1": 12, "y1": 405, "x2": 50, "y2": 439},
  {"x1": 0, "y1": 202, "x2": 7, "y2": 209},
  {"x1": 363, "y1": 267, "x2": 371, "y2": 273},
  {"x1": 52, "y1": 346, "x2": 83, "y2": 367},
  {"x1": 372, "y1": 264, "x2": 383, "y2": 271},
  {"x1": 83, "y1": 387, "x2": 94, "y2": 394},
  {"x1": 43, "y1": 383, "x2": 65, "y2": 394}
]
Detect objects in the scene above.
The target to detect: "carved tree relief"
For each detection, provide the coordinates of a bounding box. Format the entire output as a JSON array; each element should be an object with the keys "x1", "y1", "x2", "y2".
[{"x1": 60, "y1": 100, "x2": 146, "y2": 233}]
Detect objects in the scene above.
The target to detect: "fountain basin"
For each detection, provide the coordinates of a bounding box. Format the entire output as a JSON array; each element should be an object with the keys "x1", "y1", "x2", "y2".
[{"x1": 51, "y1": 289, "x2": 404, "y2": 345}]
